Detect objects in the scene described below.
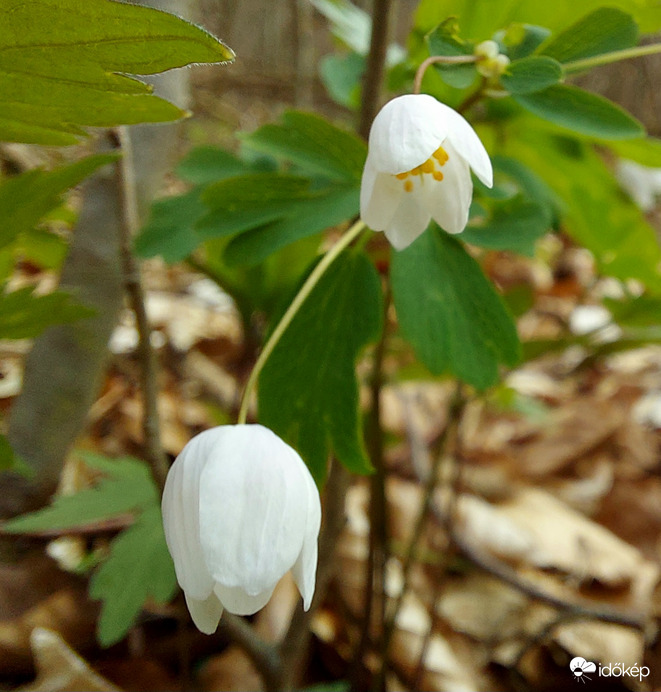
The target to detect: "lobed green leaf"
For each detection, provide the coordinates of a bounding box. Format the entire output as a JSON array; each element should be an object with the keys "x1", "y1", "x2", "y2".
[
  {"x1": 391, "y1": 226, "x2": 520, "y2": 390},
  {"x1": 259, "y1": 250, "x2": 383, "y2": 483},
  {"x1": 242, "y1": 111, "x2": 367, "y2": 183},
  {"x1": 3, "y1": 454, "x2": 158, "y2": 532},
  {"x1": 90, "y1": 506, "x2": 177, "y2": 646}
]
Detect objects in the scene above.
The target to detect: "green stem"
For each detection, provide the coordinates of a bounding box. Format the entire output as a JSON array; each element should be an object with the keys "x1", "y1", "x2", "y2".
[
  {"x1": 237, "y1": 220, "x2": 367, "y2": 425},
  {"x1": 413, "y1": 54, "x2": 477, "y2": 95},
  {"x1": 563, "y1": 42, "x2": 661, "y2": 74}
]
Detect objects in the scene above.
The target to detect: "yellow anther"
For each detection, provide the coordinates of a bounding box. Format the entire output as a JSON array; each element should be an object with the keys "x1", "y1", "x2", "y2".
[
  {"x1": 395, "y1": 172, "x2": 409, "y2": 180},
  {"x1": 404, "y1": 179, "x2": 413, "y2": 192},
  {"x1": 433, "y1": 147, "x2": 449, "y2": 165},
  {"x1": 432, "y1": 170, "x2": 444, "y2": 181},
  {"x1": 420, "y1": 159, "x2": 435, "y2": 174}
]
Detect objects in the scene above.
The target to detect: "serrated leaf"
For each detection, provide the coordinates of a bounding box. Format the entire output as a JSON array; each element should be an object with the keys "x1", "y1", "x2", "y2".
[
  {"x1": 90, "y1": 506, "x2": 177, "y2": 646},
  {"x1": 223, "y1": 186, "x2": 359, "y2": 266},
  {"x1": 541, "y1": 7, "x2": 638, "y2": 66},
  {"x1": 515, "y1": 85, "x2": 645, "y2": 140},
  {"x1": 0, "y1": 154, "x2": 118, "y2": 249},
  {"x1": 462, "y1": 201, "x2": 550, "y2": 256},
  {"x1": 242, "y1": 111, "x2": 367, "y2": 183},
  {"x1": 0, "y1": 286, "x2": 95, "y2": 339},
  {"x1": 0, "y1": 0, "x2": 233, "y2": 144},
  {"x1": 608, "y1": 137, "x2": 661, "y2": 167},
  {"x1": 391, "y1": 226, "x2": 520, "y2": 390},
  {"x1": 3, "y1": 454, "x2": 158, "y2": 532},
  {"x1": 501, "y1": 56, "x2": 562, "y2": 95},
  {"x1": 259, "y1": 251, "x2": 383, "y2": 483}
]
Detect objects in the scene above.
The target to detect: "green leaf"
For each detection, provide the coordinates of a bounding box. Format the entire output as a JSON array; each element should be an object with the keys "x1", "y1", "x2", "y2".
[
  {"x1": 0, "y1": 286, "x2": 95, "y2": 339},
  {"x1": 501, "y1": 56, "x2": 562, "y2": 95},
  {"x1": 604, "y1": 295, "x2": 661, "y2": 328},
  {"x1": 176, "y1": 148, "x2": 255, "y2": 185},
  {"x1": 0, "y1": 0, "x2": 233, "y2": 144},
  {"x1": 506, "y1": 123, "x2": 661, "y2": 292},
  {"x1": 0, "y1": 154, "x2": 117, "y2": 249},
  {"x1": 0, "y1": 435, "x2": 31, "y2": 476},
  {"x1": 391, "y1": 226, "x2": 520, "y2": 390},
  {"x1": 134, "y1": 189, "x2": 207, "y2": 263},
  {"x1": 259, "y1": 251, "x2": 383, "y2": 483},
  {"x1": 462, "y1": 201, "x2": 550, "y2": 256},
  {"x1": 242, "y1": 111, "x2": 367, "y2": 183},
  {"x1": 320, "y1": 52, "x2": 364, "y2": 110},
  {"x1": 427, "y1": 19, "x2": 478, "y2": 90},
  {"x1": 540, "y1": 7, "x2": 638, "y2": 65},
  {"x1": 309, "y1": 0, "x2": 405, "y2": 65},
  {"x1": 497, "y1": 24, "x2": 551, "y2": 60},
  {"x1": 223, "y1": 186, "x2": 359, "y2": 266},
  {"x1": 3, "y1": 454, "x2": 158, "y2": 532},
  {"x1": 608, "y1": 137, "x2": 661, "y2": 167},
  {"x1": 90, "y1": 506, "x2": 177, "y2": 647},
  {"x1": 515, "y1": 85, "x2": 645, "y2": 140}
]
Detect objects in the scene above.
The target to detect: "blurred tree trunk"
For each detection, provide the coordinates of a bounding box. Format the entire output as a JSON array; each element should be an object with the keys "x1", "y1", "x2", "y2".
[{"x1": 1, "y1": 0, "x2": 193, "y2": 532}]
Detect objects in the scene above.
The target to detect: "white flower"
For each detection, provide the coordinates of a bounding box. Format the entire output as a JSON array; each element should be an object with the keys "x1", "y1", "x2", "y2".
[
  {"x1": 360, "y1": 94, "x2": 493, "y2": 250},
  {"x1": 161, "y1": 424, "x2": 321, "y2": 634}
]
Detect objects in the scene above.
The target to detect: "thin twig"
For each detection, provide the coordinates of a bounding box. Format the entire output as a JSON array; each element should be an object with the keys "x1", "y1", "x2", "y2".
[
  {"x1": 219, "y1": 613, "x2": 282, "y2": 691},
  {"x1": 351, "y1": 287, "x2": 391, "y2": 692},
  {"x1": 381, "y1": 384, "x2": 465, "y2": 659},
  {"x1": 439, "y1": 510, "x2": 649, "y2": 631},
  {"x1": 278, "y1": 461, "x2": 353, "y2": 690},
  {"x1": 358, "y1": 0, "x2": 394, "y2": 139},
  {"x1": 115, "y1": 127, "x2": 168, "y2": 491}
]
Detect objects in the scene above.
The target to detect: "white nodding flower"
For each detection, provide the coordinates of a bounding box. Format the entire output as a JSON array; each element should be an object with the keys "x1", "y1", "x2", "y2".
[
  {"x1": 161, "y1": 424, "x2": 321, "y2": 634},
  {"x1": 360, "y1": 94, "x2": 493, "y2": 250}
]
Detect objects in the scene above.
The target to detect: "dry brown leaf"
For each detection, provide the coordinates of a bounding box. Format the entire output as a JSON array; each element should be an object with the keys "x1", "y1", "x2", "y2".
[
  {"x1": 511, "y1": 399, "x2": 622, "y2": 476},
  {"x1": 198, "y1": 646, "x2": 263, "y2": 692},
  {"x1": 454, "y1": 487, "x2": 659, "y2": 618},
  {"x1": 16, "y1": 628, "x2": 121, "y2": 692}
]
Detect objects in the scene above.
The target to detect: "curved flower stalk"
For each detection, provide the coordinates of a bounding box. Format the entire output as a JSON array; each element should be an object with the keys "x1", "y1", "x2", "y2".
[
  {"x1": 360, "y1": 94, "x2": 493, "y2": 250},
  {"x1": 161, "y1": 424, "x2": 321, "y2": 634}
]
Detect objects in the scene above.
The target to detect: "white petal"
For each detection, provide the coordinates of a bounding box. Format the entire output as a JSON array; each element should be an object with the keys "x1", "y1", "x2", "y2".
[
  {"x1": 214, "y1": 583, "x2": 276, "y2": 616},
  {"x1": 384, "y1": 182, "x2": 433, "y2": 250},
  {"x1": 198, "y1": 425, "x2": 311, "y2": 596},
  {"x1": 185, "y1": 591, "x2": 223, "y2": 635},
  {"x1": 425, "y1": 142, "x2": 472, "y2": 234},
  {"x1": 368, "y1": 94, "x2": 449, "y2": 174},
  {"x1": 360, "y1": 158, "x2": 404, "y2": 231},
  {"x1": 439, "y1": 103, "x2": 493, "y2": 187},
  {"x1": 291, "y1": 468, "x2": 322, "y2": 610},
  {"x1": 162, "y1": 447, "x2": 214, "y2": 601}
]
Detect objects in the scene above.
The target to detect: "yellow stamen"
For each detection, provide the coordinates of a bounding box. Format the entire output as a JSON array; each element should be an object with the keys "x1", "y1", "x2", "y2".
[
  {"x1": 433, "y1": 146, "x2": 449, "y2": 165},
  {"x1": 394, "y1": 146, "x2": 450, "y2": 190},
  {"x1": 420, "y1": 159, "x2": 435, "y2": 174}
]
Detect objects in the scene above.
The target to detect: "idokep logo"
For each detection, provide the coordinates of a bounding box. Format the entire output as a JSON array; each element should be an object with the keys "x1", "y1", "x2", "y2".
[
  {"x1": 570, "y1": 657, "x2": 596, "y2": 683},
  {"x1": 569, "y1": 657, "x2": 650, "y2": 683}
]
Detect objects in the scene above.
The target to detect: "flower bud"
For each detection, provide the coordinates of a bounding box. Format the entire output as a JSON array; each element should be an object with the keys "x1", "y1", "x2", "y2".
[{"x1": 162, "y1": 424, "x2": 321, "y2": 634}]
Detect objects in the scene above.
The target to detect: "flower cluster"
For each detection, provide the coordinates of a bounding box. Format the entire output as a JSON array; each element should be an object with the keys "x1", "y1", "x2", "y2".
[{"x1": 162, "y1": 424, "x2": 321, "y2": 634}]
